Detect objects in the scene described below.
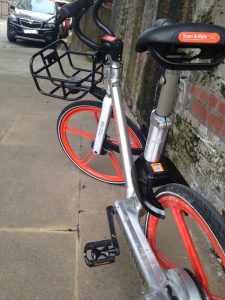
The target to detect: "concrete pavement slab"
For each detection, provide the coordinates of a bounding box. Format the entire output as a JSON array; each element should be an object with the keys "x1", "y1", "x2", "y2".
[
  {"x1": 0, "y1": 144, "x2": 79, "y2": 228},
  {"x1": 0, "y1": 18, "x2": 143, "y2": 299},
  {"x1": 0, "y1": 47, "x2": 38, "y2": 76},
  {"x1": 0, "y1": 101, "x2": 24, "y2": 122},
  {"x1": 78, "y1": 211, "x2": 141, "y2": 300},
  {"x1": 0, "y1": 120, "x2": 13, "y2": 140},
  {"x1": 79, "y1": 175, "x2": 125, "y2": 212},
  {"x1": 0, "y1": 75, "x2": 66, "y2": 115},
  {"x1": 0, "y1": 113, "x2": 60, "y2": 147},
  {"x1": 0, "y1": 231, "x2": 77, "y2": 300}
]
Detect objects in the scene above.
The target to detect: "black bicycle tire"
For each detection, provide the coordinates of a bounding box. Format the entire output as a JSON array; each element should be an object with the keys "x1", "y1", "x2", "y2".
[
  {"x1": 145, "y1": 183, "x2": 225, "y2": 262},
  {"x1": 145, "y1": 183, "x2": 225, "y2": 297},
  {"x1": 57, "y1": 100, "x2": 146, "y2": 184},
  {"x1": 145, "y1": 183, "x2": 225, "y2": 257}
]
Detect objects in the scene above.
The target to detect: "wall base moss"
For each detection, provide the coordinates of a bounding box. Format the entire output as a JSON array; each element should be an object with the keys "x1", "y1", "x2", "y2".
[{"x1": 166, "y1": 115, "x2": 225, "y2": 212}]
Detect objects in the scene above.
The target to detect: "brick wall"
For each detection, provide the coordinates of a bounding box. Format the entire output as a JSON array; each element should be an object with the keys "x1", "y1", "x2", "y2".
[
  {"x1": 167, "y1": 80, "x2": 225, "y2": 212},
  {"x1": 191, "y1": 85, "x2": 225, "y2": 139},
  {"x1": 112, "y1": 0, "x2": 225, "y2": 213},
  {"x1": 168, "y1": 0, "x2": 225, "y2": 213}
]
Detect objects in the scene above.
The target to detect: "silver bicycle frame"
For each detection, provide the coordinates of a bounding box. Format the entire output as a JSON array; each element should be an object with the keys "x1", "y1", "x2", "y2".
[
  {"x1": 92, "y1": 60, "x2": 203, "y2": 300},
  {"x1": 109, "y1": 61, "x2": 169, "y2": 299}
]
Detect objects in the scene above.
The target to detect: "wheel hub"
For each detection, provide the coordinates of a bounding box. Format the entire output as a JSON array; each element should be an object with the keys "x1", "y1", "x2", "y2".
[{"x1": 166, "y1": 268, "x2": 207, "y2": 300}]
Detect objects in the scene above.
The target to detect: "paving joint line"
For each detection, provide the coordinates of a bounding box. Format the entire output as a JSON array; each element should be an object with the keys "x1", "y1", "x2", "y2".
[
  {"x1": 0, "y1": 228, "x2": 79, "y2": 233},
  {"x1": 0, "y1": 109, "x2": 24, "y2": 142},
  {"x1": 78, "y1": 210, "x2": 108, "y2": 215}
]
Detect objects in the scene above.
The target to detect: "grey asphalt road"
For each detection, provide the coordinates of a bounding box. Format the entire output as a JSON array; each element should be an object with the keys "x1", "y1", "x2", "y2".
[{"x1": 0, "y1": 17, "x2": 141, "y2": 300}]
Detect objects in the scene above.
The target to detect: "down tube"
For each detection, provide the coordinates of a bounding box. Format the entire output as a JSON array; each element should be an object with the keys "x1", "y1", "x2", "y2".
[{"x1": 109, "y1": 62, "x2": 139, "y2": 201}]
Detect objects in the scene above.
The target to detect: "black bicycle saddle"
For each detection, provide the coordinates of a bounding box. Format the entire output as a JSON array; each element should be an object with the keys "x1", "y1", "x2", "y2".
[{"x1": 135, "y1": 19, "x2": 225, "y2": 70}]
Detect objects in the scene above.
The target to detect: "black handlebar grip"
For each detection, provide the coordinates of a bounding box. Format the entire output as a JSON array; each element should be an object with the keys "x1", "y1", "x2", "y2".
[{"x1": 57, "y1": 0, "x2": 93, "y2": 24}]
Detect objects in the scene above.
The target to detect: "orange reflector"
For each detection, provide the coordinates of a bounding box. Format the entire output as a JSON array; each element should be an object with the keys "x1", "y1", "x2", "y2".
[
  {"x1": 102, "y1": 35, "x2": 117, "y2": 42},
  {"x1": 151, "y1": 163, "x2": 164, "y2": 173},
  {"x1": 178, "y1": 32, "x2": 220, "y2": 43}
]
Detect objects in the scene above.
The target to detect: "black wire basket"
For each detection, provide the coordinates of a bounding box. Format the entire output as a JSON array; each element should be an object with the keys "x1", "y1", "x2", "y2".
[{"x1": 30, "y1": 39, "x2": 105, "y2": 101}]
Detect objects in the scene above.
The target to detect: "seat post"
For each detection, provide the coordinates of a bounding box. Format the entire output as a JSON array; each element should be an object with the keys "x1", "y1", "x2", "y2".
[
  {"x1": 144, "y1": 69, "x2": 180, "y2": 163},
  {"x1": 156, "y1": 69, "x2": 180, "y2": 117}
]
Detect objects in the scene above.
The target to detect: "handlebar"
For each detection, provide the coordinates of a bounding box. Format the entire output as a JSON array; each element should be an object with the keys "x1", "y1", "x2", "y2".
[
  {"x1": 56, "y1": 0, "x2": 115, "y2": 51},
  {"x1": 93, "y1": 0, "x2": 114, "y2": 36},
  {"x1": 72, "y1": 6, "x2": 99, "y2": 50},
  {"x1": 56, "y1": 0, "x2": 93, "y2": 25},
  {"x1": 56, "y1": 0, "x2": 93, "y2": 24}
]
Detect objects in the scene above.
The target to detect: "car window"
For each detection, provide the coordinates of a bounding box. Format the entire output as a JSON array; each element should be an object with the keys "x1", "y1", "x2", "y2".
[{"x1": 17, "y1": 0, "x2": 56, "y2": 14}]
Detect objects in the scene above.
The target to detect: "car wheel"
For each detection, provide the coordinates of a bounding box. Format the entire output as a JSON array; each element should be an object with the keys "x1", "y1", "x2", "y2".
[{"x1": 7, "y1": 29, "x2": 16, "y2": 43}]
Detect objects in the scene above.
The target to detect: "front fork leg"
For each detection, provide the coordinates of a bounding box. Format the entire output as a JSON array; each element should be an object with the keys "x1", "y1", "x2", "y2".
[{"x1": 92, "y1": 95, "x2": 113, "y2": 155}]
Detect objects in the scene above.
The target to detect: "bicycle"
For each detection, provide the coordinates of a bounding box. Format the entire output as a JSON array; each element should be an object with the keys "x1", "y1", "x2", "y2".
[{"x1": 30, "y1": 0, "x2": 225, "y2": 299}]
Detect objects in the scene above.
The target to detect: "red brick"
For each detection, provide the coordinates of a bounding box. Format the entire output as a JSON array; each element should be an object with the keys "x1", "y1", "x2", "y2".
[
  {"x1": 191, "y1": 100, "x2": 208, "y2": 122},
  {"x1": 191, "y1": 84, "x2": 201, "y2": 99},
  {"x1": 198, "y1": 88, "x2": 210, "y2": 104},
  {"x1": 208, "y1": 94, "x2": 218, "y2": 108},
  {"x1": 208, "y1": 113, "x2": 225, "y2": 134},
  {"x1": 191, "y1": 84, "x2": 210, "y2": 103},
  {"x1": 216, "y1": 101, "x2": 225, "y2": 118}
]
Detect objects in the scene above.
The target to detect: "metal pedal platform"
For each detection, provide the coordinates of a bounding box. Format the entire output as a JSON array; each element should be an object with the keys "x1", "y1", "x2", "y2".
[{"x1": 84, "y1": 206, "x2": 120, "y2": 267}]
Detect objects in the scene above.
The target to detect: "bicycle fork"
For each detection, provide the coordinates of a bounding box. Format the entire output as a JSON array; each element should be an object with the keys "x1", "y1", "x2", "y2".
[
  {"x1": 92, "y1": 94, "x2": 113, "y2": 155},
  {"x1": 92, "y1": 63, "x2": 113, "y2": 155}
]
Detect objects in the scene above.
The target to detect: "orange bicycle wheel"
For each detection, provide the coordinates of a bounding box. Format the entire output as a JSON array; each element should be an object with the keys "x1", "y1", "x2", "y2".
[
  {"x1": 145, "y1": 184, "x2": 225, "y2": 300},
  {"x1": 57, "y1": 100, "x2": 145, "y2": 184}
]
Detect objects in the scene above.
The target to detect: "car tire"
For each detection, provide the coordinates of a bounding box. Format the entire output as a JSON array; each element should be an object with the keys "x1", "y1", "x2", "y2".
[{"x1": 7, "y1": 29, "x2": 16, "y2": 43}]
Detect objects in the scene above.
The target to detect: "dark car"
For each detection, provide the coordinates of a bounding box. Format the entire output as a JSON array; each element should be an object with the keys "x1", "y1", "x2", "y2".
[{"x1": 7, "y1": 0, "x2": 60, "y2": 44}]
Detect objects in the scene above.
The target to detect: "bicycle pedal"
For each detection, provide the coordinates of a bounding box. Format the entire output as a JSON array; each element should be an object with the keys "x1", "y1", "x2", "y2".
[
  {"x1": 84, "y1": 206, "x2": 120, "y2": 267},
  {"x1": 84, "y1": 239, "x2": 117, "y2": 267}
]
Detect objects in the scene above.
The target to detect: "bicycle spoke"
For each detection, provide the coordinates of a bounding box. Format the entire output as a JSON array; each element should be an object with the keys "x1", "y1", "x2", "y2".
[
  {"x1": 109, "y1": 138, "x2": 119, "y2": 144},
  {"x1": 81, "y1": 150, "x2": 96, "y2": 166},
  {"x1": 59, "y1": 102, "x2": 144, "y2": 183},
  {"x1": 65, "y1": 124, "x2": 95, "y2": 139},
  {"x1": 110, "y1": 137, "x2": 139, "y2": 148},
  {"x1": 147, "y1": 217, "x2": 177, "y2": 269},
  {"x1": 129, "y1": 136, "x2": 137, "y2": 147},
  {"x1": 155, "y1": 247, "x2": 177, "y2": 269},
  {"x1": 93, "y1": 112, "x2": 99, "y2": 124},
  {"x1": 171, "y1": 205, "x2": 209, "y2": 288},
  {"x1": 108, "y1": 151, "x2": 123, "y2": 177}
]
